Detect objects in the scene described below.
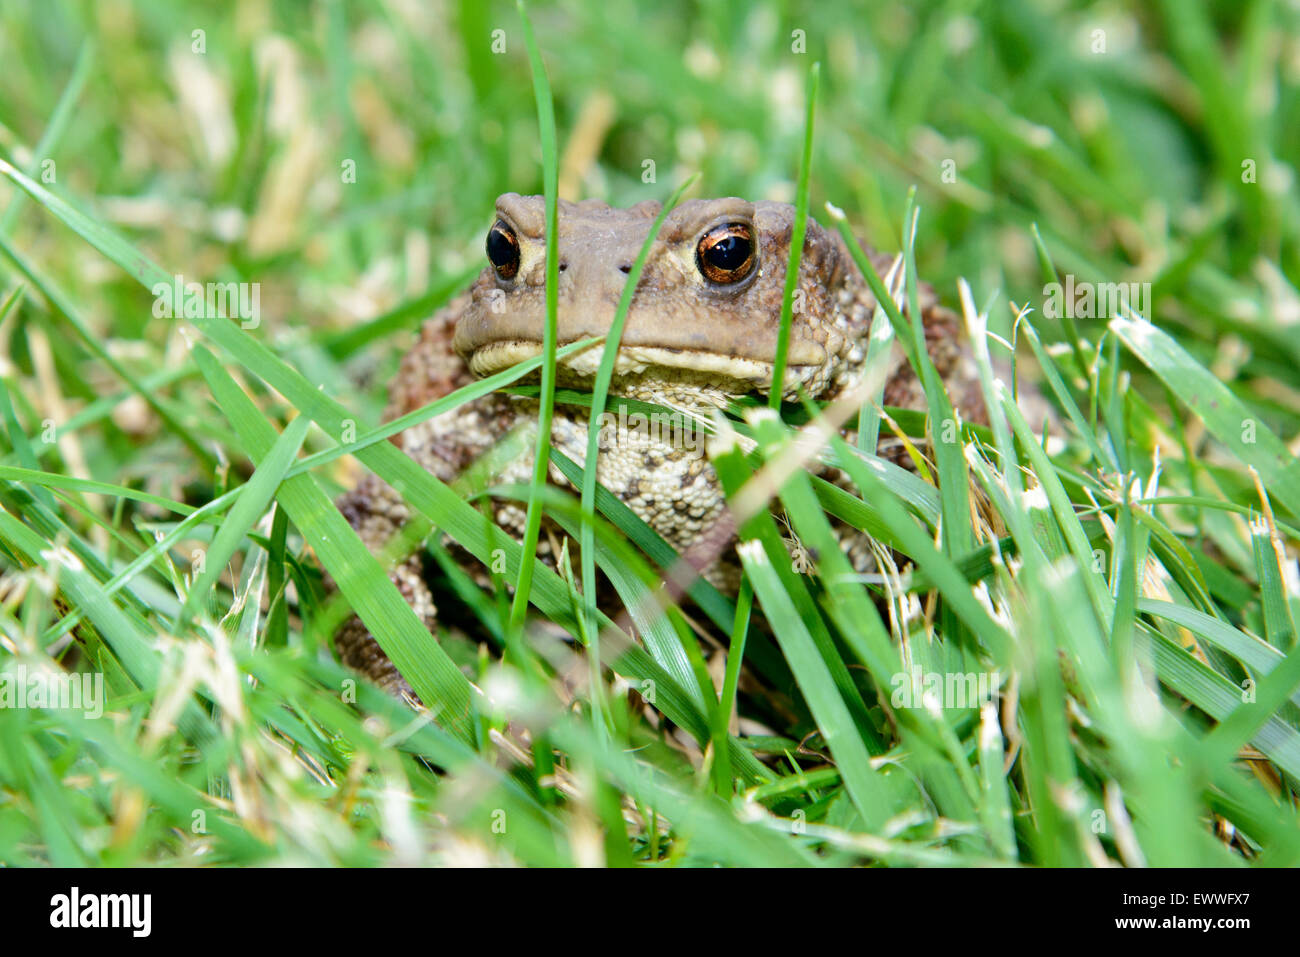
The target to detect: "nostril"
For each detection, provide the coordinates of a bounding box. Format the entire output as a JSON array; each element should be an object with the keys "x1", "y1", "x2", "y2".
[
  {"x1": 558, "y1": 261, "x2": 568, "y2": 272},
  {"x1": 618, "y1": 263, "x2": 632, "y2": 274}
]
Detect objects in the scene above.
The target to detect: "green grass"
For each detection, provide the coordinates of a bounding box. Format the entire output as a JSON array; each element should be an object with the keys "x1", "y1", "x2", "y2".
[{"x1": 1, "y1": 0, "x2": 1299, "y2": 866}]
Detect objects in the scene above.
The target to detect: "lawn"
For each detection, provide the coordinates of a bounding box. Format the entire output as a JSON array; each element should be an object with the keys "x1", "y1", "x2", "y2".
[{"x1": 0, "y1": 0, "x2": 1298, "y2": 866}]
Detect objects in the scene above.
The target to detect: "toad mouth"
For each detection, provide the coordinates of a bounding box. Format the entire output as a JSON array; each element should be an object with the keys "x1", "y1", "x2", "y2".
[{"x1": 464, "y1": 338, "x2": 827, "y2": 392}]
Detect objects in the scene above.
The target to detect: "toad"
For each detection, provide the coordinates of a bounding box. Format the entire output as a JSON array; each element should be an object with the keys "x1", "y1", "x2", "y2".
[{"x1": 335, "y1": 193, "x2": 985, "y2": 694}]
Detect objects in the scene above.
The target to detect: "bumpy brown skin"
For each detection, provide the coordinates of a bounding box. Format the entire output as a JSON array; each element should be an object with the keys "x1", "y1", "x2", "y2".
[{"x1": 334, "y1": 194, "x2": 986, "y2": 696}]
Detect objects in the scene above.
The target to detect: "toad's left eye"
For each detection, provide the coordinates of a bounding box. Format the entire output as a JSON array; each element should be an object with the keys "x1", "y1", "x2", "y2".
[
  {"x1": 486, "y1": 220, "x2": 521, "y2": 280},
  {"x1": 695, "y1": 222, "x2": 756, "y2": 285}
]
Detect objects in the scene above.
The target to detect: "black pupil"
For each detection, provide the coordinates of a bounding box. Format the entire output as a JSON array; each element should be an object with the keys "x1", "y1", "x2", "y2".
[
  {"x1": 487, "y1": 226, "x2": 516, "y2": 268},
  {"x1": 707, "y1": 233, "x2": 750, "y2": 271}
]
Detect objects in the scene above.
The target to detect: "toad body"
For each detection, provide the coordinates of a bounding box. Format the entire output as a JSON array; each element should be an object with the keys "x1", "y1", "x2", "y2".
[{"x1": 335, "y1": 193, "x2": 984, "y2": 694}]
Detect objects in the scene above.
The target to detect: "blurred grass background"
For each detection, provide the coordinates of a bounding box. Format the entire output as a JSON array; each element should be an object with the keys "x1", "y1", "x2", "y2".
[{"x1": 1, "y1": 0, "x2": 1299, "y2": 866}]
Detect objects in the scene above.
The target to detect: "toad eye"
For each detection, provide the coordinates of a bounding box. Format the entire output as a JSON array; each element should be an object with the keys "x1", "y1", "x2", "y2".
[
  {"x1": 486, "y1": 220, "x2": 520, "y2": 280},
  {"x1": 695, "y1": 222, "x2": 756, "y2": 285}
]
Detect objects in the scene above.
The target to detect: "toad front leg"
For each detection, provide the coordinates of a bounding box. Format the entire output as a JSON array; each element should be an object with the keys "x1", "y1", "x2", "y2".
[
  {"x1": 334, "y1": 473, "x2": 438, "y2": 697},
  {"x1": 331, "y1": 301, "x2": 506, "y2": 698}
]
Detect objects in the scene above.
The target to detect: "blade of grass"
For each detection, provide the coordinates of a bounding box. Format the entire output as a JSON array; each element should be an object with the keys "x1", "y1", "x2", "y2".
[
  {"x1": 736, "y1": 538, "x2": 889, "y2": 830},
  {"x1": 0, "y1": 40, "x2": 94, "y2": 236},
  {"x1": 769, "y1": 61, "x2": 819, "y2": 409},
  {"x1": 1111, "y1": 313, "x2": 1300, "y2": 520},
  {"x1": 174, "y1": 413, "x2": 310, "y2": 629},
  {"x1": 507, "y1": 0, "x2": 560, "y2": 654}
]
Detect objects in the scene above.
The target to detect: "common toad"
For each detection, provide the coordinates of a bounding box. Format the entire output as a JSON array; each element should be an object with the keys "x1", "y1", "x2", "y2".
[{"x1": 335, "y1": 193, "x2": 985, "y2": 694}]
